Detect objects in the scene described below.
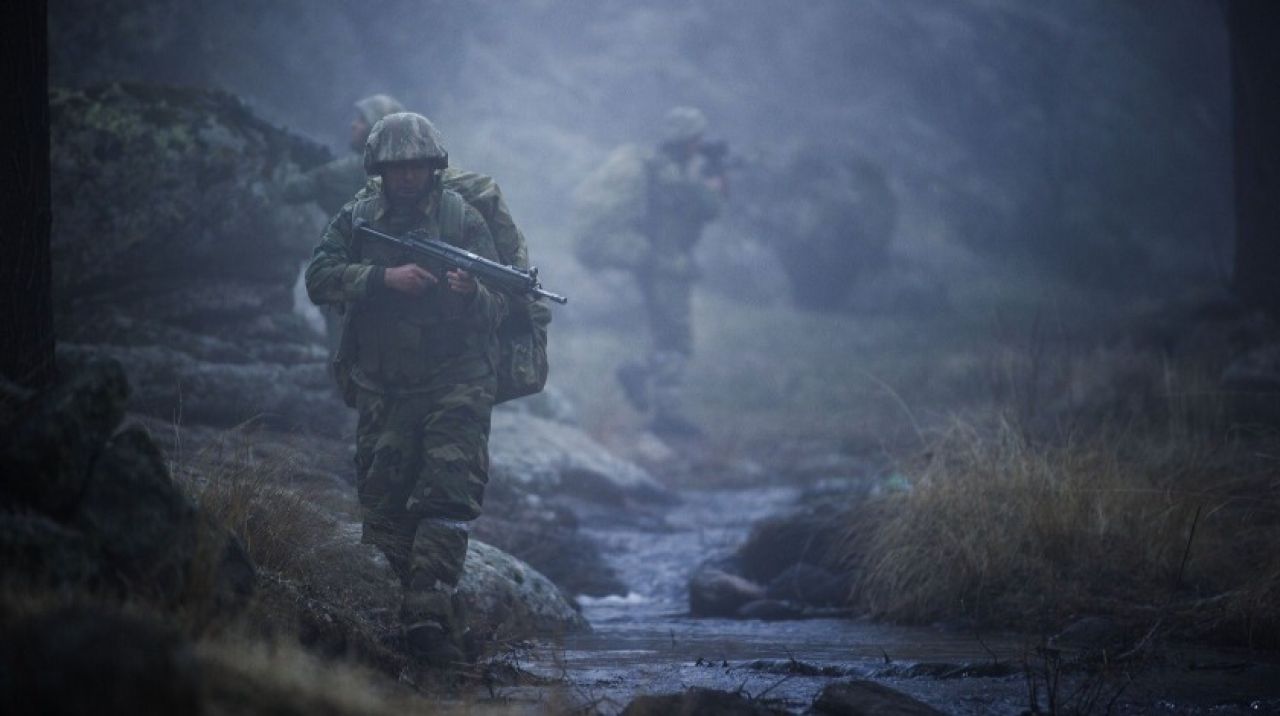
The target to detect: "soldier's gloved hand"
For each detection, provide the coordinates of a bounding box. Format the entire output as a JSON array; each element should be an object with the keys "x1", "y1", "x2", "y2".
[
  {"x1": 385, "y1": 263, "x2": 437, "y2": 295},
  {"x1": 445, "y1": 269, "x2": 477, "y2": 297}
]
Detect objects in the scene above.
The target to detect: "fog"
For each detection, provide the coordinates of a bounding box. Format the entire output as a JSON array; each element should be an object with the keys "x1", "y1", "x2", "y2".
[
  {"x1": 51, "y1": 0, "x2": 1233, "y2": 292},
  {"x1": 23, "y1": 3, "x2": 1280, "y2": 711}
]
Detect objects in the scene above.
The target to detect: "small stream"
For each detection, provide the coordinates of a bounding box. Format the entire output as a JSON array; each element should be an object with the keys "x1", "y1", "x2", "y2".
[{"x1": 506, "y1": 486, "x2": 1280, "y2": 715}]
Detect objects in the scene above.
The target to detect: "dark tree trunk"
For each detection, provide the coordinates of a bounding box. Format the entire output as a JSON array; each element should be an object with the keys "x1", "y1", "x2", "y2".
[
  {"x1": 0, "y1": 0, "x2": 54, "y2": 388},
  {"x1": 1227, "y1": 1, "x2": 1280, "y2": 318}
]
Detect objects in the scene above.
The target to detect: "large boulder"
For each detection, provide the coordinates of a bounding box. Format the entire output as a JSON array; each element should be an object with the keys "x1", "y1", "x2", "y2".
[
  {"x1": 0, "y1": 355, "x2": 256, "y2": 613},
  {"x1": 73, "y1": 426, "x2": 200, "y2": 600},
  {"x1": 489, "y1": 412, "x2": 670, "y2": 504},
  {"x1": 459, "y1": 540, "x2": 590, "y2": 637},
  {"x1": 50, "y1": 83, "x2": 344, "y2": 435},
  {"x1": 472, "y1": 500, "x2": 626, "y2": 598}
]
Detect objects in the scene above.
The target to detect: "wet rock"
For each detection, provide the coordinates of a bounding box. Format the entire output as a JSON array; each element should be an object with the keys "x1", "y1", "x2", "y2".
[
  {"x1": 736, "y1": 502, "x2": 845, "y2": 584},
  {"x1": 73, "y1": 342, "x2": 349, "y2": 436},
  {"x1": 736, "y1": 599, "x2": 805, "y2": 621},
  {"x1": 201, "y1": 516, "x2": 258, "y2": 616},
  {"x1": 766, "y1": 562, "x2": 847, "y2": 607},
  {"x1": 689, "y1": 562, "x2": 766, "y2": 617},
  {"x1": 0, "y1": 606, "x2": 202, "y2": 716},
  {"x1": 621, "y1": 687, "x2": 788, "y2": 715},
  {"x1": 0, "y1": 512, "x2": 102, "y2": 590},
  {"x1": 489, "y1": 412, "x2": 671, "y2": 504},
  {"x1": 74, "y1": 426, "x2": 200, "y2": 602},
  {"x1": 810, "y1": 679, "x2": 944, "y2": 715},
  {"x1": 50, "y1": 83, "x2": 343, "y2": 436},
  {"x1": 51, "y1": 84, "x2": 323, "y2": 299},
  {"x1": 472, "y1": 505, "x2": 626, "y2": 598},
  {"x1": 459, "y1": 540, "x2": 591, "y2": 637},
  {"x1": 0, "y1": 354, "x2": 128, "y2": 517},
  {"x1": 0, "y1": 357, "x2": 256, "y2": 615}
]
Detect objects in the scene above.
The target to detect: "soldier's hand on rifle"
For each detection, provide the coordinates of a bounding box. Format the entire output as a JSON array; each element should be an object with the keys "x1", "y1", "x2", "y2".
[
  {"x1": 446, "y1": 269, "x2": 477, "y2": 296},
  {"x1": 384, "y1": 263, "x2": 438, "y2": 295}
]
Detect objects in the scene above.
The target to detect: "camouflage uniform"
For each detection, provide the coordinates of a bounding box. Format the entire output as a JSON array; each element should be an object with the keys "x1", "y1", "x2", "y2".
[
  {"x1": 304, "y1": 113, "x2": 506, "y2": 664},
  {"x1": 574, "y1": 107, "x2": 723, "y2": 435}
]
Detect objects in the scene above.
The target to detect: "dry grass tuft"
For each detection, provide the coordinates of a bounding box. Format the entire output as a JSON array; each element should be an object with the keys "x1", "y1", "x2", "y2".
[
  {"x1": 833, "y1": 412, "x2": 1280, "y2": 644},
  {"x1": 166, "y1": 424, "x2": 347, "y2": 584}
]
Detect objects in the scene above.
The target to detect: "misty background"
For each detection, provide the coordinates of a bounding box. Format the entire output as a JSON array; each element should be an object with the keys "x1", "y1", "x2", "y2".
[
  {"x1": 46, "y1": 0, "x2": 1238, "y2": 439},
  {"x1": 50, "y1": 0, "x2": 1233, "y2": 282}
]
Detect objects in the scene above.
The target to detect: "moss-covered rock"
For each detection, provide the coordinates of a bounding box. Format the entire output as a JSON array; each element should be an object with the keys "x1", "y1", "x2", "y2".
[{"x1": 50, "y1": 84, "x2": 347, "y2": 435}]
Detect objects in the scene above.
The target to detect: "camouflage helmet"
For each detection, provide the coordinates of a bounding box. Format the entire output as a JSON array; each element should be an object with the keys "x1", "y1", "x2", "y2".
[
  {"x1": 354, "y1": 94, "x2": 405, "y2": 126},
  {"x1": 661, "y1": 106, "x2": 708, "y2": 144},
  {"x1": 363, "y1": 112, "x2": 449, "y2": 176}
]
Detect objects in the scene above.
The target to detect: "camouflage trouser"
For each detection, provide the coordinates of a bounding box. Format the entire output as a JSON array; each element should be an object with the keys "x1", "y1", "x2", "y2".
[
  {"x1": 354, "y1": 380, "x2": 495, "y2": 621},
  {"x1": 620, "y1": 274, "x2": 693, "y2": 422},
  {"x1": 638, "y1": 273, "x2": 693, "y2": 357}
]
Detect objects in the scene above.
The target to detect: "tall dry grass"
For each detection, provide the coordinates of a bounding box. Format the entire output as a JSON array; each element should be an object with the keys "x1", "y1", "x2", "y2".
[{"x1": 832, "y1": 372, "x2": 1280, "y2": 646}]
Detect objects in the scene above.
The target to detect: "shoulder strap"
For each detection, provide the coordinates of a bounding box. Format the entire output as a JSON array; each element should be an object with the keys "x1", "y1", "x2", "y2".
[
  {"x1": 349, "y1": 195, "x2": 380, "y2": 258},
  {"x1": 439, "y1": 189, "x2": 466, "y2": 245}
]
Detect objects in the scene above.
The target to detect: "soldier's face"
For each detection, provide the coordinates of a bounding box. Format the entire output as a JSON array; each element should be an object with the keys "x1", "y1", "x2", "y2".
[{"x1": 382, "y1": 160, "x2": 435, "y2": 204}]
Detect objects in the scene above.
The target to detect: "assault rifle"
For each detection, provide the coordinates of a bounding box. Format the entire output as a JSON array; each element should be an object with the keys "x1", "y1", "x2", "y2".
[{"x1": 353, "y1": 219, "x2": 568, "y2": 305}]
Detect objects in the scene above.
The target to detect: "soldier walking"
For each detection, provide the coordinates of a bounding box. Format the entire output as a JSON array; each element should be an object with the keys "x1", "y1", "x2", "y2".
[
  {"x1": 305, "y1": 113, "x2": 506, "y2": 666},
  {"x1": 573, "y1": 106, "x2": 726, "y2": 437}
]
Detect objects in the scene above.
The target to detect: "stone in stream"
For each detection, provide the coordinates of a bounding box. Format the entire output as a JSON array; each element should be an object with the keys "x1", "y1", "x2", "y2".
[
  {"x1": 736, "y1": 599, "x2": 806, "y2": 621},
  {"x1": 766, "y1": 562, "x2": 848, "y2": 607},
  {"x1": 735, "y1": 502, "x2": 846, "y2": 585},
  {"x1": 809, "y1": 680, "x2": 945, "y2": 715},
  {"x1": 689, "y1": 562, "x2": 767, "y2": 617},
  {"x1": 621, "y1": 687, "x2": 789, "y2": 715}
]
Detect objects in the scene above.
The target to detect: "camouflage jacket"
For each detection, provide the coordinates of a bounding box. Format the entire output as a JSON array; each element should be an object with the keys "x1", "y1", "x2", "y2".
[
  {"x1": 359, "y1": 167, "x2": 529, "y2": 270},
  {"x1": 572, "y1": 145, "x2": 722, "y2": 278},
  {"x1": 281, "y1": 153, "x2": 366, "y2": 218},
  {"x1": 305, "y1": 184, "x2": 507, "y2": 389}
]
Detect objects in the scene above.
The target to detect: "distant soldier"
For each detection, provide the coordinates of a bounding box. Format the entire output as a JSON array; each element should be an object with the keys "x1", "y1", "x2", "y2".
[
  {"x1": 305, "y1": 113, "x2": 506, "y2": 666},
  {"x1": 573, "y1": 107, "x2": 726, "y2": 436},
  {"x1": 283, "y1": 94, "x2": 405, "y2": 217}
]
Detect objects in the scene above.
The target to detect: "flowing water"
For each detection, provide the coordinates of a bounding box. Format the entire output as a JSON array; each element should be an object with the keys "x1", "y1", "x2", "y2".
[{"x1": 503, "y1": 485, "x2": 1280, "y2": 714}]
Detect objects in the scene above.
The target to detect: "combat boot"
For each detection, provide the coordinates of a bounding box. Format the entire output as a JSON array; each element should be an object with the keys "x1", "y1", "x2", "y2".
[{"x1": 402, "y1": 582, "x2": 466, "y2": 668}]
